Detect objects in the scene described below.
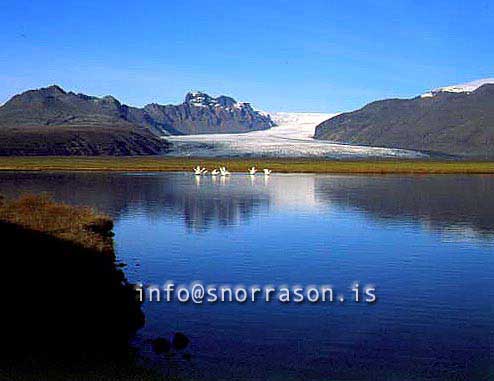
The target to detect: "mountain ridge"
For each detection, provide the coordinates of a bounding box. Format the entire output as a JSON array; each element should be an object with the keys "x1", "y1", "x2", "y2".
[
  {"x1": 0, "y1": 85, "x2": 275, "y2": 155},
  {"x1": 134, "y1": 91, "x2": 275, "y2": 135},
  {"x1": 0, "y1": 85, "x2": 274, "y2": 135},
  {"x1": 314, "y1": 82, "x2": 494, "y2": 158}
]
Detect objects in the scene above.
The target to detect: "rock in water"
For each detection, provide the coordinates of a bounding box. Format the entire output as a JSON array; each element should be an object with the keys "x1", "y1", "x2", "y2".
[
  {"x1": 172, "y1": 332, "x2": 189, "y2": 350},
  {"x1": 183, "y1": 352, "x2": 192, "y2": 361},
  {"x1": 152, "y1": 338, "x2": 171, "y2": 354}
]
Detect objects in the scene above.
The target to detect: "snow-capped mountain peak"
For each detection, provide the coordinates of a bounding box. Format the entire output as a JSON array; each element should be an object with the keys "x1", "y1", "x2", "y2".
[
  {"x1": 185, "y1": 91, "x2": 254, "y2": 111},
  {"x1": 421, "y1": 78, "x2": 494, "y2": 97},
  {"x1": 185, "y1": 91, "x2": 216, "y2": 107}
]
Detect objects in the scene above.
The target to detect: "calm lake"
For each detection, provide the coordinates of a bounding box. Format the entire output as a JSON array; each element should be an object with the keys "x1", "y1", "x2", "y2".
[{"x1": 1, "y1": 172, "x2": 493, "y2": 380}]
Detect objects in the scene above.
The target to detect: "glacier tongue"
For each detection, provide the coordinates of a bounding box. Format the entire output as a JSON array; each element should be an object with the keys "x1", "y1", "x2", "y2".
[{"x1": 164, "y1": 112, "x2": 426, "y2": 159}]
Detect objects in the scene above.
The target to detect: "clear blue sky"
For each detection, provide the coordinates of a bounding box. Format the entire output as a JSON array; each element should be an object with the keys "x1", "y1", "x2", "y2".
[{"x1": 1, "y1": 0, "x2": 493, "y2": 112}]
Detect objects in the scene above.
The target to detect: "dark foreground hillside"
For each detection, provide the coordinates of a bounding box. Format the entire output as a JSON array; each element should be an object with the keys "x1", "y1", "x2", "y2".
[
  {"x1": 0, "y1": 125, "x2": 169, "y2": 156},
  {"x1": 0, "y1": 195, "x2": 159, "y2": 380},
  {"x1": 315, "y1": 84, "x2": 494, "y2": 158}
]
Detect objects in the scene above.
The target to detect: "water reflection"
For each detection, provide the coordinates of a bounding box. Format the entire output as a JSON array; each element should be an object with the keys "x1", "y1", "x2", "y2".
[
  {"x1": 0, "y1": 172, "x2": 493, "y2": 238},
  {"x1": 0, "y1": 172, "x2": 271, "y2": 232},
  {"x1": 314, "y1": 175, "x2": 494, "y2": 239},
  {"x1": 0, "y1": 171, "x2": 493, "y2": 380}
]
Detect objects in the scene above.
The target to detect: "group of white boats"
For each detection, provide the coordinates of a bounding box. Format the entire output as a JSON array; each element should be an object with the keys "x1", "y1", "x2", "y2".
[{"x1": 193, "y1": 166, "x2": 272, "y2": 176}]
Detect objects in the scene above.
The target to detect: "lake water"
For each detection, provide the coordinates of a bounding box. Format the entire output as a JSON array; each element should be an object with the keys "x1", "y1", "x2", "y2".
[{"x1": 1, "y1": 172, "x2": 493, "y2": 380}]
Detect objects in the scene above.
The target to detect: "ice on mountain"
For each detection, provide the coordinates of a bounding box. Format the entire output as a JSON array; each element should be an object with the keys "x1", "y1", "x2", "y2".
[{"x1": 422, "y1": 78, "x2": 494, "y2": 97}]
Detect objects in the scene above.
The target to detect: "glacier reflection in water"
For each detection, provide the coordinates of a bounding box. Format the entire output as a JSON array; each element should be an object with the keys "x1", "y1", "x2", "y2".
[{"x1": 0, "y1": 172, "x2": 493, "y2": 238}]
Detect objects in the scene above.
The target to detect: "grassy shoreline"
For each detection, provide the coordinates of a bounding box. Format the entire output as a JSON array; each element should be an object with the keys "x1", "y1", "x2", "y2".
[
  {"x1": 0, "y1": 156, "x2": 493, "y2": 174},
  {"x1": 0, "y1": 194, "x2": 113, "y2": 251}
]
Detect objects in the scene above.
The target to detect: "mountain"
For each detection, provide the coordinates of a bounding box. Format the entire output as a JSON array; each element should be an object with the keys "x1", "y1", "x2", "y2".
[
  {"x1": 127, "y1": 91, "x2": 275, "y2": 135},
  {"x1": 0, "y1": 85, "x2": 169, "y2": 155},
  {"x1": 0, "y1": 86, "x2": 274, "y2": 155},
  {"x1": 314, "y1": 80, "x2": 494, "y2": 158}
]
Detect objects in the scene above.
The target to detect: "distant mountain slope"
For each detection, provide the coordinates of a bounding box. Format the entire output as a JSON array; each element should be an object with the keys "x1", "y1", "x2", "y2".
[
  {"x1": 0, "y1": 86, "x2": 274, "y2": 155},
  {"x1": 0, "y1": 85, "x2": 169, "y2": 155},
  {"x1": 133, "y1": 91, "x2": 275, "y2": 135},
  {"x1": 0, "y1": 86, "x2": 274, "y2": 136},
  {"x1": 1, "y1": 85, "x2": 126, "y2": 127},
  {"x1": 314, "y1": 81, "x2": 494, "y2": 158}
]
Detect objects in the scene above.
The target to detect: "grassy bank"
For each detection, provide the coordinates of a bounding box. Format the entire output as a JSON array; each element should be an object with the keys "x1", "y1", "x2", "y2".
[
  {"x1": 0, "y1": 156, "x2": 493, "y2": 174},
  {"x1": 0, "y1": 194, "x2": 113, "y2": 252}
]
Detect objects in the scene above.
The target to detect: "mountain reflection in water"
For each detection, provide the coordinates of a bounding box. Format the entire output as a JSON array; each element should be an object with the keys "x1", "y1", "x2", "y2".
[
  {"x1": 0, "y1": 172, "x2": 493, "y2": 239},
  {"x1": 0, "y1": 171, "x2": 493, "y2": 380},
  {"x1": 314, "y1": 174, "x2": 494, "y2": 240}
]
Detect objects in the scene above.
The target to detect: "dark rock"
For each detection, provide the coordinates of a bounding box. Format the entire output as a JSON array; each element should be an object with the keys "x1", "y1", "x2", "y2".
[
  {"x1": 183, "y1": 352, "x2": 192, "y2": 361},
  {"x1": 172, "y1": 332, "x2": 189, "y2": 350},
  {"x1": 152, "y1": 338, "x2": 171, "y2": 354}
]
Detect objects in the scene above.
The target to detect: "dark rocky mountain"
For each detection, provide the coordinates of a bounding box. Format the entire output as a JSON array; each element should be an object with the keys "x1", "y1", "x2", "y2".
[
  {"x1": 0, "y1": 86, "x2": 274, "y2": 155},
  {"x1": 0, "y1": 85, "x2": 169, "y2": 155},
  {"x1": 314, "y1": 83, "x2": 494, "y2": 158},
  {"x1": 128, "y1": 91, "x2": 275, "y2": 135}
]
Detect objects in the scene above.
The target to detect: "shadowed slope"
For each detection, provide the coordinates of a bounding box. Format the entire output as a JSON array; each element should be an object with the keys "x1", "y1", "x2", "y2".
[
  {"x1": 315, "y1": 84, "x2": 494, "y2": 158},
  {"x1": 0, "y1": 85, "x2": 169, "y2": 156}
]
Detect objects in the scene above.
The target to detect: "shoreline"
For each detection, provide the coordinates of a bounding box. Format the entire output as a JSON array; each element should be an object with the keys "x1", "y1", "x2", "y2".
[
  {"x1": 0, "y1": 195, "x2": 149, "y2": 378},
  {"x1": 0, "y1": 157, "x2": 493, "y2": 174}
]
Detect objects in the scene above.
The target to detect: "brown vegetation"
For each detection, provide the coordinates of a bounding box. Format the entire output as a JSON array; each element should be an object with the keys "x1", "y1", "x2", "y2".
[{"x1": 0, "y1": 194, "x2": 113, "y2": 252}]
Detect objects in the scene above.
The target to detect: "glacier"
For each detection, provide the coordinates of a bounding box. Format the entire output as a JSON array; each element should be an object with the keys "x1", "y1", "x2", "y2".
[{"x1": 164, "y1": 112, "x2": 427, "y2": 159}]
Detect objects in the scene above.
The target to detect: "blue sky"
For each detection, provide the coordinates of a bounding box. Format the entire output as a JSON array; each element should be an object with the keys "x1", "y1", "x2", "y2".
[{"x1": 1, "y1": 0, "x2": 493, "y2": 112}]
